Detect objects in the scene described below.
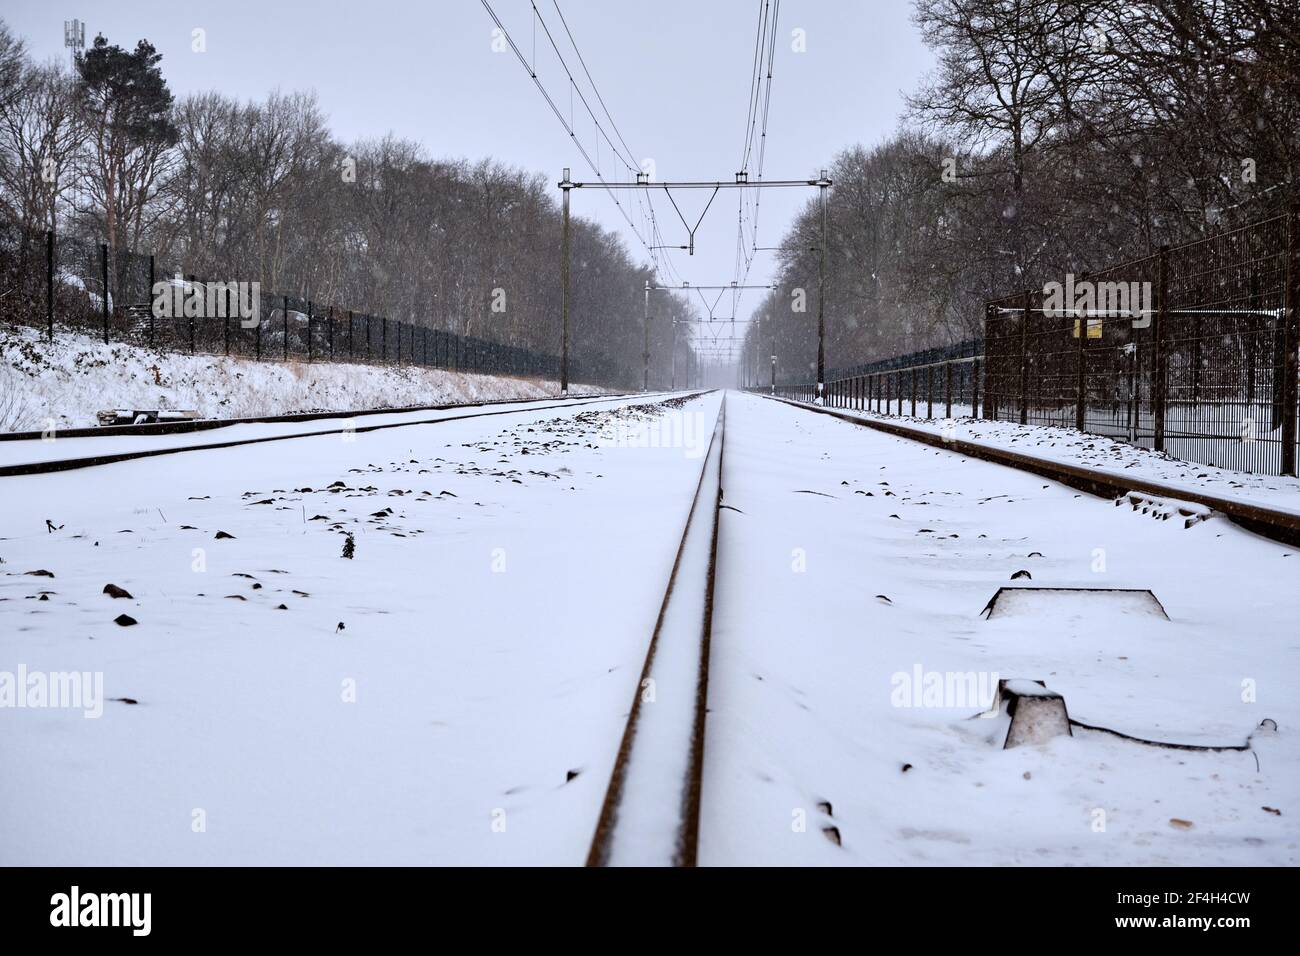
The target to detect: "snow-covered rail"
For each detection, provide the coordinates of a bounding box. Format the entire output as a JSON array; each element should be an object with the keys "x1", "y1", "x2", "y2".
[
  {"x1": 0, "y1": 393, "x2": 681, "y2": 478},
  {"x1": 764, "y1": 395, "x2": 1300, "y2": 548},
  {"x1": 586, "y1": 396, "x2": 725, "y2": 867}
]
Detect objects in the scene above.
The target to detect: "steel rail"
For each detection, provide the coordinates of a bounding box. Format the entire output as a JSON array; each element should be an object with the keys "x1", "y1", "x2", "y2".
[
  {"x1": 0, "y1": 393, "x2": 685, "y2": 479},
  {"x1": 586, "y1": 396, "x2": 725, "y2": 867},
  {"x1": 763, "y1": 395, "x2": 1300, "y2": 548}
]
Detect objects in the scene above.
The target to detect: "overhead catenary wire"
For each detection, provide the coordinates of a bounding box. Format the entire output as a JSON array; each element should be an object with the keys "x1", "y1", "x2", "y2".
[
  {"x1": 546, "y1": 0, "x2": 686, "y2": 289},
  {"x1": 480, "y1": 0, "x2": 664, "y2": 273}
]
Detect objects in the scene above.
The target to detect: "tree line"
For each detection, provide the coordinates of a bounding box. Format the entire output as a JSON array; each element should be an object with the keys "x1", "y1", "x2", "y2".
[
  {"x1": 0, "y1": 22, "x2": 696, "y2": 387},
  {"x1": 744, "y1": 0, "x2": 1298, "y2": 385}
]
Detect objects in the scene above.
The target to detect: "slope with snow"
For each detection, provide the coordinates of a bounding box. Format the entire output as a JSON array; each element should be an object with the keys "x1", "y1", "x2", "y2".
[{"x1": 1, "y1": 324, "x2": 607, "y2": 432}]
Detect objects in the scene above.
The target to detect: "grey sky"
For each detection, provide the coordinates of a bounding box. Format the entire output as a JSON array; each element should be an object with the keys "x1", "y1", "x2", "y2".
[{"x1": 5, "y1": 1, "x2": 933, "y2": 364}]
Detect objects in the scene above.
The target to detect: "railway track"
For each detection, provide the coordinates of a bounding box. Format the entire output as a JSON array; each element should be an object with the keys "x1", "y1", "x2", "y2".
[
  {"x1": 0, "y1": 392, "x2": 681, "y2": 479},
  {"x1": 762, "y1": 394, "x2": 1300, "y2": 548},
  {"x1": 586, "y1": 394, "x2": 726, "y2": 867},
  {"x1": 0, "y1": 391, "x2": 639, "y2": 443}
]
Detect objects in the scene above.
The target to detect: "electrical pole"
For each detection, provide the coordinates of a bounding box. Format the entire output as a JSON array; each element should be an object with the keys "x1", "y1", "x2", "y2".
[
  {"x1": 643, "y1": 278, "x2": 650, "y2": 391},
  {"x1": 770, "y1": 345, "x2": 776, "y2": 395},
  {"x1": 559, "y1": 168, "x2": 573, "y2": 396},
  {"x1": 670, "y1": 319, "x2": 677, "y2": 390},
  {"x1": 815, "y1": 168, "x2": 831, "y2": 405}
]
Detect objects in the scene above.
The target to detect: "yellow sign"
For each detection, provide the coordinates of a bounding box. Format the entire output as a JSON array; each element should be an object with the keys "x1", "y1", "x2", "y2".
[{"x1": 1072, "y1": 318, "x2": 1103, "y2": 339}]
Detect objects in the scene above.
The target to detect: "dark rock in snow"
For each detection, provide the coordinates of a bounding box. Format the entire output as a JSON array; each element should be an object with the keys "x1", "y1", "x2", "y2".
[
  {"x1": 103, "y1": 584, "x2": 133, "y2": 599},
  {"x1": 214, "y1": 531, "x2": 236, "y2": 540},
  {"x1": 821, "y1": 825, "x2": 842, "y2": 846},
  {"x1": 113, "y1": 614, "x2": 138, "y2": 627},
  {"x1": 1010, "y1": 569, "x2": 1032, "y2": 580}
]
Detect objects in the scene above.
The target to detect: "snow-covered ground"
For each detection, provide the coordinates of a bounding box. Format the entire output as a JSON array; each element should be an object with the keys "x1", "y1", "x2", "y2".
[
  {"x1": 0, "y1": 392, "x2": 720, "y2": 864},
  {"x1": 702, "y1": 393, "x2": 1298, "y2": 865},
  {"x1": 0, "y1": 325, "x2": 606, "y2": 432},
  {"x1": 2, "y1": 389, "x2": 1295, "y2": 866},
  {"x1": 0, "y1": 394, "x2": 668, "y2": 471},
  {"x1": 801, "y1": 401, "x2": 1300, "y2": 519}
]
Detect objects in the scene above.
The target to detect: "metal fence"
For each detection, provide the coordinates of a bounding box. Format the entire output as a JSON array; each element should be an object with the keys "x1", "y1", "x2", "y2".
[
  {"x1": 984, "y1": 211, "x2": 1298, "y2": 476},
  {"x1": 770, "y1": 343, "x2": 984, "y2": 420},
  {"x1": 759, "y1": 209, "x2": 1300, "y2": 478},
  {"x1": 0, "y1": 220, "x2": 600, "y2": 385}
]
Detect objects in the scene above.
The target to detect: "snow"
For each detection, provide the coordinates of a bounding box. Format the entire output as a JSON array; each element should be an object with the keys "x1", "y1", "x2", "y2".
[
  {"x1": 984, "y1": 587, "x2": 1170, "y2": 621},
  {"x1": 0, "y1": 394, "x2": 664, "y2": 471},
  {"x1": 0, "y1": 324, "x2": 606, "y2": 433},
  {"x1": 700, "y1": 392, "x2": 1298, "y2": 865},
  {"x1": 3, "y1": 388, "x2": 1295, "y2": 866},
  {"x1": 599, "y1": 395, "x2": 723, "y2": 866},
  {"x1": 0, "y1": 393, "x2": 717, "y2": 864},
  {"x1": 792, "y1": 402, "x2": 1300, "y2": 519}
]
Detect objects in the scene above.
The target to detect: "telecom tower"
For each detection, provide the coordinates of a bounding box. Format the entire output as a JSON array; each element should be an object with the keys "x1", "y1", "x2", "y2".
[{"x1": 64, "y1": 19, "x2": 85, "y2": 68}]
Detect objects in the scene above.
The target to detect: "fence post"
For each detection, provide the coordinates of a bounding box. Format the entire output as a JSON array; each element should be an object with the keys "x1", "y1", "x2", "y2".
[
  {"x1": 910, "y1": 368, "x2": 917, "y2": 416},
  {"x1": 147, "y1": 254, "x2": 155, "y2": 347},
  {"x1": 46, "y1": 230, "x2": 54, "y2": 342},
  {"x1": 1283, "y1": 206, "x2": 1300, "y2": 476},
  {"x1": 1154, "y1": 246, "x2": 1169, "y2": 453},
  {"x1": 188, "y1": 275, "x2": 196, "y2": 354},
  {"x1": 945, "y1": 362, "x2": 953, "y2": 418},
  {"x1": 1019, "y1": 290, "x2": 1030, "y2": 424},
  {"x1": 1076, "y1": 288, "x2": 1087, "y2": 432},
  {"x1": 974, "y1": 357, "x2": 982, "y2": 419},
  {"x1": 926, "y1": 365, "x2": 934, "y2": 418},
  {"x1": 100, "y1": 243, "x2": 109, "y2": 344}
]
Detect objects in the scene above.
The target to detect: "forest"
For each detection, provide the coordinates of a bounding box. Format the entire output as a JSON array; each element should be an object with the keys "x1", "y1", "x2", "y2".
[
  {"x1": 0, "y1": 21, "x2": 697, "y2": 387},
  {"x1": 743, "y1": 0, "x2": 1299, "y2": 384}
]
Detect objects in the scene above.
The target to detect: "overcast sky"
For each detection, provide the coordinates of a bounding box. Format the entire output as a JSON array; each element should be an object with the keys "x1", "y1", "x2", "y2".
[{"x1": 4, "y1": 0, "x2": 934, "y2": 369}]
